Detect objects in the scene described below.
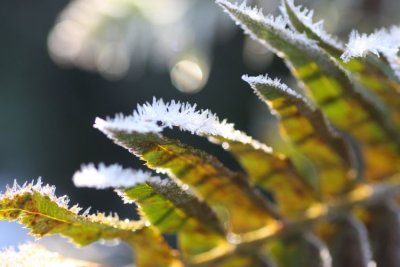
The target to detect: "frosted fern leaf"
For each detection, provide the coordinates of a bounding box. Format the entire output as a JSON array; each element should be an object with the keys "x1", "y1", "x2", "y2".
[
  {"x1": 94, "y1": 97, "x2": 271, "y2": 151},
  {"x1": 0, "y1": 178, "x2": 78, "y2": 213},
  {"x1": 215, "y1": 0, "x2": 319, "y2": 53},
  {"x1": 242, "y1": 74, "x2": 313, "y2": 110}
]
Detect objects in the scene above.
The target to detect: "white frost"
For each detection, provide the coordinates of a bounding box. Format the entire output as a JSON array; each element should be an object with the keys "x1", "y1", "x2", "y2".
[
  {"x1": 341, "y1": 26, "x2": 400, "y2": 79},
  {"x1": 215, "y1": 0, "x2": 319, "y2": 52},
  {"x1": 242, "y1": 74, "x2": 313, "y2": 108},
  {"x1": 73, "y1": 163, "x2": 165, "y2": 189},
  {"x1": 280, "y1": 0, "x2": 344, "y2": 50},
  {"x1": 0, "y1": 177, "x2": 141, "y2": 230},
  {"x1": 0, "y1": 178, "x2": 80, "y2": 214},
  {"x1": 94, "y1": 97, "x2": 272, "y2": 152},
  {"x1": 0, "y1": 243, "x2": 99, "y2": 267}
]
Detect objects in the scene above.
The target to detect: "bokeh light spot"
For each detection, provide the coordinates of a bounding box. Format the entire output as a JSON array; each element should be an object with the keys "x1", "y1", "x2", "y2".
[{"x1": 170, "y1": 59, "x2": 207, "y2": 93}]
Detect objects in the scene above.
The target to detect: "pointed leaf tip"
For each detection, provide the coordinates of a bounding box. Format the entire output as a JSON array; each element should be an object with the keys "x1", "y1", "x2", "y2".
[
  {"x1": 244, "y1": 74, "x2": 359, "y2": 195},
  {"x1": 281, "y1": 0, "x2": 344, "y2": 51}
]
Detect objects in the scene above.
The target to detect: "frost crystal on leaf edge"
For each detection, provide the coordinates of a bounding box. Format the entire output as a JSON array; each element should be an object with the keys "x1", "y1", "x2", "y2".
[
  {"x1": 341, "y1": 26, "x2": 400, "y2": 79},
  {"x1": 242, "y1": 74, "x2": 313, "y2": 109},
  {"x1": 215, "y1": 0, "x2": 320, "y2": 53},
  {"x1": 94, "y1": 97, "x2": 272, "y2": 153},
  {"x1": 0, "y1": 243, "x2": 99, "y2": 267},
  {"x1": 0, "y1": 178, "x2": 78, "y2": 213},
  {"x1": 73, "y1": 163, "x2": 166, "y2": 190},
  {"x1": 280, "y1": 0, "x2": 344, "y2": 50},
  {"x1": 0, "y1": 178, "x2": 140, "y2": 230}
]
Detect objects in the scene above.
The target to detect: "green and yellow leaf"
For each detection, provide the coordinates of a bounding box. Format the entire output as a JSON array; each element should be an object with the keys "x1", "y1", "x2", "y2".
[
  {"x1": 73, "y1": 163, "x2": 230, "y2": 260},
  {"x1": 243, "y1": 74, "x2": 358, "y2": 196},
  {"x1": 217, "y1": 0, "x2": 400, "y2": 182},
  {"x1": 0, "y1": 179, "x2": 183, "y2": 267},
  {"x1": 121, "y1": 180, "x2": 229, "y2": 258},
  {"x1": 95, "y1": 119, "x2": 280, "y2": 236},
  {"x1": 211, "y1": 135, "x2": 318, "y2": 218},
  {"x1": 281, "y1": 0, "x2": 400, "y2": 128}
]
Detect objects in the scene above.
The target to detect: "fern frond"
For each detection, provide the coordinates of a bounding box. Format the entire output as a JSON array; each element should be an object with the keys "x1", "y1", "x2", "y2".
[
  {"x1": 217, "y1": 0, "x2": 400, "y2": 182},
  {"x1": 0, "y1": 179, "x2": 184, "y2": 267}
]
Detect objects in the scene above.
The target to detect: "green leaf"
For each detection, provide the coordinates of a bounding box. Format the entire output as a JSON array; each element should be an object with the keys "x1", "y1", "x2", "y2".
[
  {"x1": 73, "y1": 162, "x2": 228, "y2": 259},
  {"x1": 96, "y1": 125, "x2": 280, "y2": 236},
  {"x1": 315, "y1": 216, "x2": 372, "y2": 267},
  {"x1": 280, "y1": 0, "x2": 343, "y2": 57},
  {"x1": 122, "y1": 181, "x2": 222, "y2": 233},
  {"x1": 217, "y1": 0, "x2": 400, "y2": 181},
  {"x1": 209, "y1": 135, "x2": 318, "y2": 218},
  {"x1": 243, "y1": 75, "x2": 358, "y2": 196},
  {"x1": 266, "y1": 232, "x2": 330, "y2": 267},
  {"x1": 281, "y1": 0, "x2": 400, "y2": 129},
  {"x1": 132, "y1": 227, "x2": 185, "y2": 267},
  {"x1": 121, "y1": 180, "x2": 229, "y2": 258},
  {"x1": 0, "y1": 180, "x2": 183, "y2": 267}
]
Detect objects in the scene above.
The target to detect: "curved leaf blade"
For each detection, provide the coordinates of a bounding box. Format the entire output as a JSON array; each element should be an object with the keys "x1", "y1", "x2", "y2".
[
  {"x1": 243, "y1": 75, "x2": 358, "y2": 196},
  {"x1": 122, "y1": 181, "x2": 223, "y2": 234},
  {"x1": 0, "y1": 180, "x2": 183, "y2": 267},
  {"x1": 121, "y1": 181, "x2": 229, "y2": 258},
  {"x1": 209, "y1": 136, "x2": 318, "y2": 218}
]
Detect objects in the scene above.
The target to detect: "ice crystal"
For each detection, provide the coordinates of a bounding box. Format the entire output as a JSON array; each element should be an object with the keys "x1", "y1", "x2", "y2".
[
  {"x1": 0, "y1": 177, "x2": 141, "y2": 231},
  {"x1": 86, "y1": 211, "x2": 142, "y2": 230},
  {"x1": 0, "y1": 243, "x2": 99, "y2": 267},
  {"x1": 94, "y1": 97, "x2": 271, "y2": 152},
  {"x1": 0, "y1": 178, "x2": 76, "y2": 213},
  {"x1": 243, "y1": 74, "x2": 342, "y2": 137},
  {"x1": 341, "y1": 26, "x2": 400, "y2": 79},
  {"x1": 280, "y1": 0, "x2": 344, "y2": 50},
  {"x1": 73, "y1": 163, "x2": 165, "y2": 189},
  {"x1": 215, "y1": 0, "x2": 319, "y2": 52},
  {"x1": 242, "y1": 74, "x2": 313, "y2": 109}
]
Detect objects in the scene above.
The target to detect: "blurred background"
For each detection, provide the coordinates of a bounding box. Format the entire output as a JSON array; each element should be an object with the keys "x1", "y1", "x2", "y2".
[{"x1": 1, "y1": 0, "x2": 399, "y2": 265}]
